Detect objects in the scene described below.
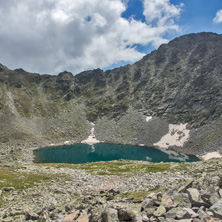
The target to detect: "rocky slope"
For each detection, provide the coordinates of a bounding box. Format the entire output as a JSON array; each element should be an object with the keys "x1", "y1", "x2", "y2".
[
  {"x1": 0, "y1": 32, "x2": 222, "y2": 158},
  {"x1": 0, "y1": 159, "x2": 222, "y2": 221}
]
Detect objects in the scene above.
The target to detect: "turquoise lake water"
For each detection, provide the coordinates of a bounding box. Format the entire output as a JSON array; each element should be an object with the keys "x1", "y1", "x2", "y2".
[{"x1": 33, "y1": 143, "x2": 199, "y2": 164}]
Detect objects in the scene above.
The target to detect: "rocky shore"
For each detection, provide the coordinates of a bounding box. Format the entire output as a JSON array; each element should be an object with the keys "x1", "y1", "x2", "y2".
[{"x1": 0, "y1": 158, "x2": 222, "y2": 222}]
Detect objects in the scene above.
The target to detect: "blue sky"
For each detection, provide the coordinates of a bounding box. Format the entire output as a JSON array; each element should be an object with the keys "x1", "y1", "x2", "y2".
[
  {"x1": 175, "y1": 0, "x2": 222, "y2": 33},
  {"x1": 107, "y1": 0, "x2": 222, "y2": 70},
  {"x1": 0, "y1": 0, "x2": 221, "y2": 74},
  {"x1": 122, "y1": 0, "x2": 222, "y2": 34}
]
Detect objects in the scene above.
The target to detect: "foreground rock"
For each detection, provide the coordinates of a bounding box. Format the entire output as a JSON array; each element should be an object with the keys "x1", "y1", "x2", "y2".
[
  {"x1": 209, "y1": 199, "x2": 222, "y2": 219},
  {"x1": 0, "y1": 158, "x2": 222, "y2": 221}
]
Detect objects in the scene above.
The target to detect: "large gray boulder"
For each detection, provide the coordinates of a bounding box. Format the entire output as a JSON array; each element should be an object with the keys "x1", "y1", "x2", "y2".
[
  {"x1": 173, "y1": 192, "x2": 192, "y2": 208},
  {"x1": 153, "y1": 206, "x2": 166, "y2": 217},
  {"x1": 209, "y1": 198, "x2": 222, "y2": 219},
  {"x1": 175, "y1": 207, "x2": 198, "y2": 220},
  {"x1": 118, "y1": 208, "x2": 142, "y2": 222},
  {"x1": 201, "y1": 186, "x2": 220, "y2": 205},
  {"x1": 160, "y1": 193, "x2": 174, "y2": 210},
  {"x1": 101, "y1": 208, "x2": 119, "y2": 222},
  {"x1": 187, "y1": 188, "x2": 209, "y2": 208},
  {"x1": 165, "y1": 207, "x2": 183, "y2": 219},
  {"x1": 141, "y1": 198, "x2": 155, "y2": 211}
]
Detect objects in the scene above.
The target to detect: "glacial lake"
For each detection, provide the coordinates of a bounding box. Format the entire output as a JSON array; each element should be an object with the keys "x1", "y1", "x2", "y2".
[{"x1": 33, "y1": 143, "x2": 199, "y2": 164}]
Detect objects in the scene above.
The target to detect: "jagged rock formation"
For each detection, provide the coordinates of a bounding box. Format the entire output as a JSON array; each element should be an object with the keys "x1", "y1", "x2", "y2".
[{"x1": 0, "y1": 32, "x2": 222, "y2": 157}]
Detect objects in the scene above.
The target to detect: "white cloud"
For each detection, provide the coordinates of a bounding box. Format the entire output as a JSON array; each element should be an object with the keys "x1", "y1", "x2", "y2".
[
  {"x1": 213, "y1": 9, "x2": 222, "y2": 24},
  {"x1": 143, "y1": 0, "x2": 183, "y2": 39},
  {"x1": 0, "y1": 0, "x2": 183, "y2": 74}
]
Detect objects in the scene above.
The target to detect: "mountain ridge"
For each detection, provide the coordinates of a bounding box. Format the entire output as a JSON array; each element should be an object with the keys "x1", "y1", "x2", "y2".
[
  {"x1": 0, "y1": 32, "x2": 222, "y2": 161},
  {"x1": 1, "y1": 32, "x2": 222, "y2": 222}
]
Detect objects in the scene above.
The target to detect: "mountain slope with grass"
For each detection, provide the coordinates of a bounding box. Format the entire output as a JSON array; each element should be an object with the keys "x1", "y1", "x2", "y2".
[{"x1": 0, "y1": 32, "x2": 222, "y2": 160}]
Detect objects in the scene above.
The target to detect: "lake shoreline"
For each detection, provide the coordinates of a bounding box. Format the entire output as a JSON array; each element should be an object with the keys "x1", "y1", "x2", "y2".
[
  {"x1": 27, "y1": 140, "x2": 222, "y2": 165},
  {"x1": 0, "y1": 138, "x2": 221, "y2": 167},
  {"x1": 33, "y1": 142, "x2": 200, "y2": 164}
]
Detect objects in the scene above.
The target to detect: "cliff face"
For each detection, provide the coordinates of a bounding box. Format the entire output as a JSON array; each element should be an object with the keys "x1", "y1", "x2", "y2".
[{"x1": 0, "y1": 32, "x2": 222, "y2": 156}]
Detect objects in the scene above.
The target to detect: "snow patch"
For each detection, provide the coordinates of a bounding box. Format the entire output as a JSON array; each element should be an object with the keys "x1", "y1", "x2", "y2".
[
  {"x1": 49, "y1": 143, "x2": 56, "y2": 146},
  {"x1": 146, "y1": 116, "x2": 152, "y2": 122},
  {"x1": 201, "y1": 152, "x2": 222, "y2": 160},
  {"x1": 154, "y1": 123, "x2": 190, "y2": 148},
  {"x1": 81, "y1": 122, "x2": 100, "y2": 145},
  {"x1": 64, "y1": 141, "x2": 71, "y2": 145}
]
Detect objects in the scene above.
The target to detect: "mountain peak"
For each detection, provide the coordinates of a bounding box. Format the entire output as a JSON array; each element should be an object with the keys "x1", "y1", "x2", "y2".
[{"x1": 0, "y1": 32, "x2": 222, "y2": 156}]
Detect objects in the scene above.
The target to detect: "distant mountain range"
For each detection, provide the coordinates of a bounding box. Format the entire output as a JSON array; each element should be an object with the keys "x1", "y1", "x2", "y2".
[{"x1": 0, "y1": 32, "x2": 222, "y2": 157}]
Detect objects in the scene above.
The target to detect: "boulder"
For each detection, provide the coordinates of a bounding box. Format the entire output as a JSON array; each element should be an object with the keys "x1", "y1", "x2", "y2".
[
  {"x1": 89, "y1": 207, "x2": 104, "y2": 222},
  {"x1": 65, "y1": 204, "x2": 73, "y2": 212},
  {"x1": 183, "y1": 208, "x2": 199, "y2": 218},
  {"x1": 201, "y1": 186, "x2": 220, "y2": 205},
  {"x1": 158, "y1": 217, "x2": 167, "y2": 222},
  {"x1": 202, "y1": 216, "x2": 218, "y2": 222},
  {"x1": 209, "y1": 198, "x2": 222, "y2": 219},
  {"x1": 77, "y1": 215, "x2": 89, "y2": 222},
  {"x1": 141, "y1": 198, "x2": 155, "y2": 211},
  {"x1": 9, "y1": 210, "x2": 25, "y2": 217},
  {"x1": 101, "y1": 208, "x2": 119, "y2": 222},
  {"x1": 197, "y1": 206, "x2": 207, "y2": 219},
  {"x1": 219, "y1": 189, "x2": 222, "y2": 198},
  {"x1": 192, "y1": 207, "x2": 200, "y2": 213},
  {"x1": 2, "y1": 187, "x2": 15, "y2": 192},
  {"x1": 175, "y1": 208, "x2": 198, "y2": 220},
  {"x1": 153, "y1": 206, "x2": 166, "y2": 217},
  {"x1": 165, "y1": 207, "x2": 183, "y2": 219},
  {"x1": 118, "y1": 208, "x2": 133, "y2": 221},
  {"x1": 147, "y1": 192, "x2": 162, "y2": 200},
  {"x1": 63, "y1": 212, "x2": 79, "y2": 222},
  {"x1": 187, "y1": 188, "x2": 209, "y2": 208},
  {"x1": 178, "y1": 180, "x2": 193, "y2": 193},
  {"x1": 25, "y1": 212, "x2": 39, "y2": 220},
  {"x1": 149, "y1": 216, "x2": 157, "y2": 221},
  {"x1": 142, "y1": 215, "x2": 149, "y2": 221},
  {"x1": 160, "y1": 193, "x2": 174, "y2": 210},
  {"x1": 97, "y1": 197, "x2": 107, "y2": 205},
  {"x1": 144, "y1": 207, "x2": 156, "y2": 217},
  {"x1": 173, "y1": 192, "x2": 191, "y2": 208},
  {"x1": 176, "y1": 209, "x2": 191, "y2": 220},
  {"x1": 118, "y1": 208, "x2": 142, "y2": 222}
]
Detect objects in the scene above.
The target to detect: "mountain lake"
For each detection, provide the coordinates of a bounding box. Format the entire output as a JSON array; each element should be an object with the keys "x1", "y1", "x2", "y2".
[{"x1": 33, "y1": 143, "x2": 199, "y2": 164}]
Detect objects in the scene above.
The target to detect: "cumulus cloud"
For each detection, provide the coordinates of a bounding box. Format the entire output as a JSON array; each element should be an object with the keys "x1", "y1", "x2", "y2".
[
  {"x1": 213, "y1": 9, "x2": 222, "y2": 24},
  {"x1": 0, "y1": 0, "x2": 183, "y2": 74},
  {"x1": 143, "y1": 0, "x2": 183, "y2": 40}
]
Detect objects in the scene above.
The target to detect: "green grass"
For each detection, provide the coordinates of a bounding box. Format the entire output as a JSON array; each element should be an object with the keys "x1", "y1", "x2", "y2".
[
  {"x1": 38, "y1": 161, "x2": 190, "y2": 176},
  {"x1": 0, "y1": 167, "x2": 57, "y2": 190},
  {"x1": 0, "y1": 166, "x2": 73, "y2": 207},
  {"x1": 118, "y1": 189, "x2": 163, "y2": 201}
]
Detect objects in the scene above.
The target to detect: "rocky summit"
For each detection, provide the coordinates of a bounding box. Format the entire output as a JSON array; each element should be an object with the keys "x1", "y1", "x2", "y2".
[{"x1": 0, "y1": 32, "x2": 222, "y2": 221}]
